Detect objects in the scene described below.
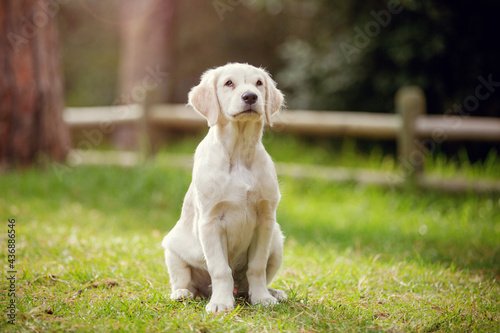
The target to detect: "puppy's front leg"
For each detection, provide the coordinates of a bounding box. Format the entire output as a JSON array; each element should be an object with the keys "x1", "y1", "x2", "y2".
[
  {"x1": 247, "y1": 205, "x2": 278, "y2": 307},
  {"x1": 199, "y1": 218, "x2": 234, "y2": 313}
]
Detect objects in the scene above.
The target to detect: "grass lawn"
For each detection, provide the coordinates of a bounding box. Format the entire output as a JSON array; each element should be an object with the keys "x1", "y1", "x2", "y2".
[{"x1": 1, "y1": 138, "x2": 499, "y2": 332}]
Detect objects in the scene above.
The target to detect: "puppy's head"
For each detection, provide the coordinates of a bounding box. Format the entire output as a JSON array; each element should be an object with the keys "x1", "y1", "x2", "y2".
[{"x1": 188, "y1": 63, "x2": 284, "y2": 127}]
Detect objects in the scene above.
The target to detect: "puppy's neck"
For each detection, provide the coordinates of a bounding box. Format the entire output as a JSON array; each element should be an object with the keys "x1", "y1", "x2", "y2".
[{"x1": 215, "y1": 119, "x2": 264, "y2": 167}]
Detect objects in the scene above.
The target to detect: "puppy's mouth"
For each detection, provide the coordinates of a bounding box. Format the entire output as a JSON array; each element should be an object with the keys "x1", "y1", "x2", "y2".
[
  {"x1": 236, "y1": 107, "x2": 261, "y2": 116},
  {"x1": 239, "y1": 109, "x2": 258, "y2": 115}
]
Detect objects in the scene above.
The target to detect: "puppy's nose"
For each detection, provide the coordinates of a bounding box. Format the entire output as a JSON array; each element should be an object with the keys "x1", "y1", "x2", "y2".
[{"x1": 242, "y1": 92, "x2": 258, "y2": 105}]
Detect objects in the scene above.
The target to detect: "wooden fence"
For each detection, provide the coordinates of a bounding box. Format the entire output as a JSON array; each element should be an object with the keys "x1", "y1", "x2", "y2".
[{"x1": 64, "y1": 87, "x2": 500, "y2": 192}]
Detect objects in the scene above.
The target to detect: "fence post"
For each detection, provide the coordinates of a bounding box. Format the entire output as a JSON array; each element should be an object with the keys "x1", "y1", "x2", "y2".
[{"x1": 396, "y1": 86, "x2": 426, "y2": 185}]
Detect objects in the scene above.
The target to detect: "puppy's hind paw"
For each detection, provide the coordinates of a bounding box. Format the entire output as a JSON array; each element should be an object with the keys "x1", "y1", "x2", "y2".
[
  {"x1": 171, "y1": 289, "x2": 194, "y2": 301},
  {"x1": 250, "y1": 292, "x2": 278, "y2": 307},
  {"x1": 268, "y1": 288, "x2": 287, "y2": 302}
]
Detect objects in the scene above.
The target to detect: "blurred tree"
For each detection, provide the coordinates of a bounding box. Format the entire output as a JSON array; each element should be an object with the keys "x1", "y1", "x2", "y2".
[
  {"x1": 57, "y1": 0, "x2": 294, "y2": 106},
  {"x1": 0, "y1": 0, "x2": 70, "y2": 169},
  {"x1": 168, "y1": 0, "x2": 292, "y2": 102},
  {"x1": 58, "y1": 1, "x2": 120, "y2": 107},
  {"x1": 113, "y1": 0, "x2": 178, "y2": 148}
]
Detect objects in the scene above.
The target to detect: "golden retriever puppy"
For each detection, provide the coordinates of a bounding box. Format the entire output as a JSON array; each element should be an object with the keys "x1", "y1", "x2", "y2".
[{"x1": 162, "y1": 63, "x2": 286, "y2": 313}]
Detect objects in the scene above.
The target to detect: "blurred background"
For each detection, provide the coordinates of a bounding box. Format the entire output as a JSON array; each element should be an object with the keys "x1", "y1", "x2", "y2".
[
  {"x1": 1, "y1": 0, "x2": 499, "y2": 167},
  {"x1": 63, "y1": 0, "x2": 500, "y2": 158},
  {"x1": 61, "y1": 0, "x2": 500, "y2": 112}
]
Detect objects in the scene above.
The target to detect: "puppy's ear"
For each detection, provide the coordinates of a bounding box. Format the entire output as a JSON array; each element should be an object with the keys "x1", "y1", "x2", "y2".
[
  {"x1": 188, "y1": 69, "x2": 220, "y2": 127},
  {"x1": 264, "y1": 73, "x2": 284, "y2": 126}
]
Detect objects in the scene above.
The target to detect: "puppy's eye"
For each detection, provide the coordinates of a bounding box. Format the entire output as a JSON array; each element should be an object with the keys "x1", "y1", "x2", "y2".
[
  {"x1": 256, "y1": 80, "x2": 263, "y2": 86},
  {"x1": 225, "y1": 80, "x2": 234, "y2": 87}
]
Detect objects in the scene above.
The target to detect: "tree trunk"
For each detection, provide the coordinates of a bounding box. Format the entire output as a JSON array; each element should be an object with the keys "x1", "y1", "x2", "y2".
[
  {"x1": 0, "y1": 0, "x2": 70, "y2": 170},
  {"x1": 113, "y1": 0, "x2": 177, "y2": 149}
]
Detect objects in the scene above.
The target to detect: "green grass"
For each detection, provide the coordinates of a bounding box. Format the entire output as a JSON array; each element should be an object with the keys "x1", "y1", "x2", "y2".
[{"x1": 1, "y1": 139, "x2": 499, "y2": 332}]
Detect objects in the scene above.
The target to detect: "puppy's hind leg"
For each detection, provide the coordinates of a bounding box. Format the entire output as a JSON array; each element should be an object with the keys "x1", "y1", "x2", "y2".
[
  {"x1": 164, "y1": 247, "x2": 195, "y2": 301},
  {"x1": 266, "y1": 225, "x2": 287, "y2": 302}
]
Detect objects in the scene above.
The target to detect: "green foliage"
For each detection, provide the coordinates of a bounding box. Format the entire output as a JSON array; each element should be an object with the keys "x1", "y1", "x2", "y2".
[
  {"x1": 1, "y1": 150, "x2": 499, "y2": 331},
  {"x1": 277, "y1": 0, "x2": 500, "y2": 118}
]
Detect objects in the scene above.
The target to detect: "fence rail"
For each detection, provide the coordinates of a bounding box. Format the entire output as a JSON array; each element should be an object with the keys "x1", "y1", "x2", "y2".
[
  {"x1": 64, "y1": 104, "x2": 143, "y2": 127},
  {"x1": 63, "y1": 87, "x2": 500, "y2": 192},
  {"x1": 415, "y1": 115, "x2": 500, "y2": 141}
]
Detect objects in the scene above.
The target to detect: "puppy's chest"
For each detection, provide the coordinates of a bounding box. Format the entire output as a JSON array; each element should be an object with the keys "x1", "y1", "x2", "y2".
[
  {"x1": 228, "y1": 163, "x2": 259, "y2": 200},
  {"x1": 212, "y1": 161, "x2": 276, "y2": 258},
  {"x1": 223, "y1": 164, "x2": 262, "y2": 257}
]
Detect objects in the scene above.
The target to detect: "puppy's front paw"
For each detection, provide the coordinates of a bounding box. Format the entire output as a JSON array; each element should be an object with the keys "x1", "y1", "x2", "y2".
[
  {"x1": 205, "y1": 300, "x2": 234, "y2": 314},
  {"x1": 171, "y1": 289, "x2": 194, "y2": 301},
  {"x1": 268, "y1": 288, "x2": 287, "y2": 302}
]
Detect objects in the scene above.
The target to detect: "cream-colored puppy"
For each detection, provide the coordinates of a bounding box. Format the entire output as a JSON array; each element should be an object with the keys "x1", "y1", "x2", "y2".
[{"x1": 162, "y1": 63, "x2": 286, "y2": 313}]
